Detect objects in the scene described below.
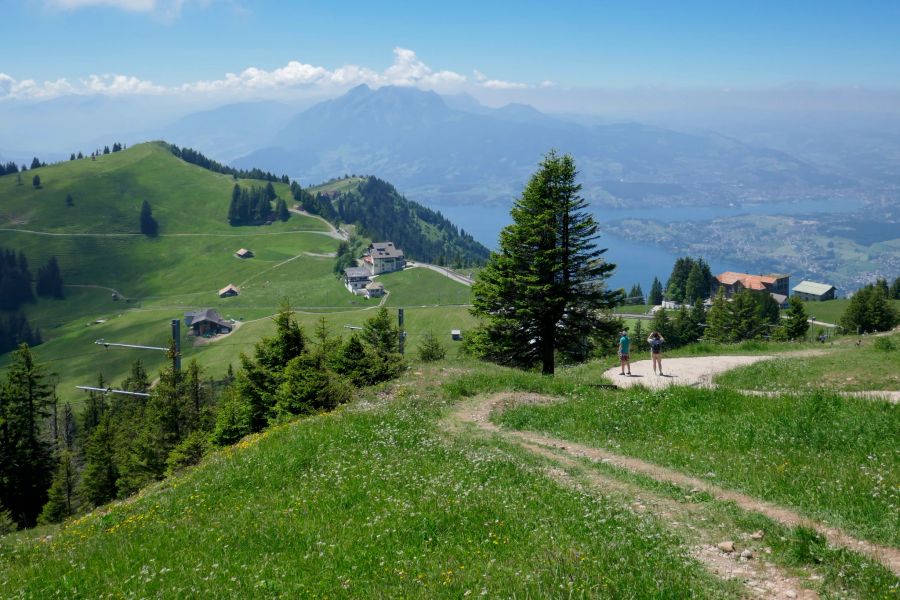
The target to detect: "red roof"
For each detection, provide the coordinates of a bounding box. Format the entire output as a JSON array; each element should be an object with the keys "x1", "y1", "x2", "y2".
[{"x1": 716, "y1": 271, "x2": 781, "y2": 290}]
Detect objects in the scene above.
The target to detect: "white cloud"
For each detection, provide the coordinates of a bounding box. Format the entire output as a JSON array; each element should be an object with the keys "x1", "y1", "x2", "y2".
[
  {"x1": 473, "y1": 69, "x2": 528, "y2": 90},
  {"x1": 1, "y1": 48, "x2": 542, "y2": 101},
  {"x1": 43, "y1": 0, "x2": 185, "y2": 13}
]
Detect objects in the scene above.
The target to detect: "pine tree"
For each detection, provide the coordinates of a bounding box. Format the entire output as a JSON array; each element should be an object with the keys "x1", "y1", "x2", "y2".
[
  {"x1": 783, "y1": 297, "x2": 809, "y2": 340},
  {"x1": 0, "y1": 344, "x2": 55, "y2": 527},
  {"x1": 417, "y1": 331, "x2": 447, "y2": 362},
  {"x1": 139, "y1": 200, "x2": 158, "y2": 236},
  {"x1": 650, "y1": 307, "x2": 674, "y2": 344},
  {"x1": 65, "y1": 193, "x2": 74, "y2": 207},
  {"x1": 841, "y1": 283, "x2": 899, "y2": 333},
  {"x1": 30, "y1": 157, "x2": 42, "y2": 170},
  {"x1": 276, "y1": 198, "x2": 290, "y2": 221},
  {"x1": 228, "y1": 184, "x2": 241, "y2": 225},
  {"x1": 705, "y1": 288, "x2": 732, "y2": 342},
  {"x1": 80, "y1": 413, "x2": 119, "y2": 506},
  {"x1": 471, "y1": 151, "x2": 620, "y2": 374},
  {"x1": 890, "y1": 277, "x2": 900, "y2": 299},
  {"x1": 730, "y1": 289, "x2": 761, "y2": 340},
  {"x1": 648, "y1": 277, "x2": 663, "y2": 305},
  {"x1": 32, "y1": 175, "x2": 41, "y2": 189},
  {"x1": 38, "y1": 449, "x2": 79, "y2": 524},
  {"x1": 684, "y1": 262, "x2": 707, "y2": 303}
]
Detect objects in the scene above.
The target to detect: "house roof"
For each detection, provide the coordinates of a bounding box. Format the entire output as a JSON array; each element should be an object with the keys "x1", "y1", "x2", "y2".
[
  {"x1": 792, "y1": 280, "x2": 835, "y2": 296},
  {"x1": 770, "y1": 293, "x2": 788, "y2": 305},
  {"x1": 344, "y1": 266, "x2": 371, "y2": 278},
  {"x1": 366, "y1": 281, "x2": 384, "y2": 290},
  {"x1": 235, "y1": 248, "x2": 252, "y2": 257},
  {"x1": 716, "y1": 271, "x2": 787, "y2": 290},
  {"x1": 369, "y1": 241, "x2": 404, "y2": 259},
  {"x1": 218, "y1": 284, "x2": 240, "y2": 295},
  {"x1": 187, "y1": 308, "x2": 230, "y2": 328}
]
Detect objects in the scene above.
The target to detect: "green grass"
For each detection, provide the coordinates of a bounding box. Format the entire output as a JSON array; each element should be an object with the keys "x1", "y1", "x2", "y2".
[
  {"x1": 0, "y1": 368, "x2": 732, "y2": 598},
  {"x1": 616, "y1": 303, "x2": 653, "y2": 315},
  {"x1": 786, "y1": 298, "x2": 900, "y2": 328},
  {"x1": 0, "y1": 144, "x2": 484, "y2": 398},
  {"x1": 715, "y1": 333, "x2": 900, "y2": 392},
  {"x1": 380, "y1": 267, "x2": 472, "y2": 307},
  {"x1": 445, "y1": 369, "x2": 900, "y2": 547}
]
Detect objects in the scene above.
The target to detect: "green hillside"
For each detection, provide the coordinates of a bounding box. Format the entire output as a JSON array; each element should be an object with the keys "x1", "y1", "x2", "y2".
[{"x1": 0, "y1": 142, "x2": 473, "y2": 402}]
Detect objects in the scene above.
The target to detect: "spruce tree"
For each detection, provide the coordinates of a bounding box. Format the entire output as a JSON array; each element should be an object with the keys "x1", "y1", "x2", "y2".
[
  {"x1": 841, "y1": 283, "x2": 899, "y2": 333},
  {"x1": 139, "y1": 200, "x2": 158, "y2": 236},
  {"x1": 705, "y1": 288, "x2": 732, "y2": 342},
  {"x1": 648, "y1": 277, "x2": 663, "y2": 305},
  {"x1": 0, "y1": 344, "x2": 55, "y2": 527},
  {"x1": 32, "y1": 175, "x2": 41, "y2": 189},
  {"x1": 471, "y1": 151, "x2": 619, "y2": 374},
  {"x1": 38, "y1": 449, "x2": 79, "y2": 524},
  {"x1": 417, "y1": 331, "x2": 447, "y2": 362},
  {"x1": 80, "y1": 413, "x2": 119, "y2": 506},
  {"x1": 783, "y1": 297, "x2": 809, "y2": 340},
  {"x1": 276, "y1": 198, "x2": 290, "y2": 221}
]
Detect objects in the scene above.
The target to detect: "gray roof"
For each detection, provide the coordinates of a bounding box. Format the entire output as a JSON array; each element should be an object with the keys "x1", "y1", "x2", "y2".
[
  {"x1": 365, "y1": 281, "x2": 384, "y2": 289},
  {"x1": 344, "y1": 266, "x2": 371, "y2": 278},
  {"x1": 186, "y1": 308, "x2": 230, "y2": 328},
  {"x1": 792, "y1": 280, "x2": 835, "y2": 296},
  {"x1": 370, "y1": 241, "x2": 404, "y2": 259}
]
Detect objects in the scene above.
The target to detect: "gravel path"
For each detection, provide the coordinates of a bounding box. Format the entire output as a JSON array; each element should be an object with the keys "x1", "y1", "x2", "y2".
[{"x1": 603, "y1": 355, "x2": 775, "y2": 389}]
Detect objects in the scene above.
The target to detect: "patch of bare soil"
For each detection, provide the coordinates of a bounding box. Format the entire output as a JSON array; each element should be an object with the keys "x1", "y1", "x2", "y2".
[{"x1": 447, "y1": 391, "x2": 900, "y2": 582}]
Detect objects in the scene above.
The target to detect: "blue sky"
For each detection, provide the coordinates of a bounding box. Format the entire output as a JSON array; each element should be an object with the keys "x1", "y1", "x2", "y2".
[{"x1": 1, "y1": 0, "x2": 899, "y2": 102}]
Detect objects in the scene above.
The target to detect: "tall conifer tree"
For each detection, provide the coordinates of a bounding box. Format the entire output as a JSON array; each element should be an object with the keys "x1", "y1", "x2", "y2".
[{"x1": 471, "y1": 151, "x2": 620, "y2": 374}]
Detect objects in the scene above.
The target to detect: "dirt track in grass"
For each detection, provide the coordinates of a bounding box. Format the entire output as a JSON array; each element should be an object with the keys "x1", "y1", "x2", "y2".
[{"x1": 445, "y1": 390, "x2": 900, "y2": 596}]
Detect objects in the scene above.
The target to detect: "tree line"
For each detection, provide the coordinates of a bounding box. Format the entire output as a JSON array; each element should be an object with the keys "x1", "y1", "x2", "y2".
[
  {"x1": 0, "y1": 305, "x2": 404, "y2": 531},
  {"x1": 295, "y1": 176, "x2": 490, "y2": 267},
  {"x1": 0, "y1": 248, "x2": 64, "y2": 311},
  {"x1": 167, "y1": 144, "x2": 287, "y2": 183},
  {"x1": 840, "y1": 278, "x2": 899, "y2": 334},
  {"x1": 227, "y1": 183, "x2": 289, "y2": 226}
]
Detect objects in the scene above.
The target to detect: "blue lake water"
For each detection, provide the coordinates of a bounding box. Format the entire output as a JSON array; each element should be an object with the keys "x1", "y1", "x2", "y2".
[{"x1": 431, "y1": 197, "x2": 862, "y2": 294}]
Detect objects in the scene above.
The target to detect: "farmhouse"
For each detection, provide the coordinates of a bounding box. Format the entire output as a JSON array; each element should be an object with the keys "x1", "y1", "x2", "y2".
[
  {"x1": 344, "y1": 266, "x2": 372, "y2": 294},
  {"x1": 184, "y1": 309, "x2": 232, "y2": 336},
  {"x1": 713, "y1": 271, "x2": 790, "y2": 298},
  {"x1": 364, "y1": 241, "x2": 406, "y2": 275},
  {"x1": 235, "y1": 248, "x2": 253, "y2": 259},
  {"x1": 792, "y1": 280, "x2": 836, "y2": 302},
  {"x1": 364, "y1": 281, "x2": 385, "y2": 298},
  {"x1": 218, "y1": 284, "x2": 240, "y2": 298}
]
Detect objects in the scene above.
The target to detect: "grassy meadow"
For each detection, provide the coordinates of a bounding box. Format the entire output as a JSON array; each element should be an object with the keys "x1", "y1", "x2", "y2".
[
  {"x1": 0, "y1": 142, "x2": 477, "y2": 401},
  {"x1": 481, "y1": 375, "x2": 899, "y2": 546},
  {"x1": 0, "y1": 364, "x2": 734, "y2": 599},
  {"x1": 715, "y1": 332, "x2": 900, "y2": 392}
]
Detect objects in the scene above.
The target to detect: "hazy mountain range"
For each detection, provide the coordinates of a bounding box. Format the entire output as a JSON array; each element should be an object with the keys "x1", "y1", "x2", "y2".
[{"x1": 2, "y1": 84, "x2": 899, "y2": 211}]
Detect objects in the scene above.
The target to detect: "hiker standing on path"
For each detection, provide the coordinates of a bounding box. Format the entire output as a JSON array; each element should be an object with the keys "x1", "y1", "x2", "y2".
[
  {"x1": 618, "y1": 330, "x2": 632, "y2": 376},
  {"x1": 648, "y1": 331, "x2": 665, "y2": 375}
]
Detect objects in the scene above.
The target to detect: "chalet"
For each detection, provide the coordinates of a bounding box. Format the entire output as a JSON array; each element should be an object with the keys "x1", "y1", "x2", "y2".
[
  {"x1": 344, "y1": 266, "x2": 372, "y2": 294},
  {"x1": 364, "y1": 281, "x2": 385, "y2": 298},
  {"x1": 792, "y1": 280, "x2": 836, "y2": 302},
  {"x1": 235, "y1": 248, "x2": 253, "y2": 259},
  {"x1": 713, "y1": 272, "x2": 790, "y2": 299},
  {"x1": 184, "y1": 309, "x2": 232, "y2": 336},
  {"x1": 364, "y1": 242, "x2": 406, "y2": 275},
  {"x1": 218, "y1": 284, "x2": 240, "y2": 298}
]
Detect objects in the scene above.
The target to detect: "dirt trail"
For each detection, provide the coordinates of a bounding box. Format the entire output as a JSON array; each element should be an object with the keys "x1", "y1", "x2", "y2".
[
  {"x1": 604, "y1": 354, "x2": 898, "y2": 403},
  {"x1": 449, "y1": 392, "x2": 900, "y2": 581}
]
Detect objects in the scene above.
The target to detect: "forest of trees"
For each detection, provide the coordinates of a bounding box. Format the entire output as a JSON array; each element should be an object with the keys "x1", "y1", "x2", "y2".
[
  {"x1": 665, "y1": 257, "x2": 714, "y2": 303},
  {"x1": 0, "y1": 305, "x2": 404, "y2": 531},
  {"x1": 296, "y1": 177, "x2": 490, "y2": 267},
  {"x1": 841, "y1": 279, "x2": 899, "y2": 333},
  {"x1": 227, "y1": 183, "x2": 288, "y2": 226},
  {"x1": 168, "y1": 144, "x2": 286, "y2": 183},
  {"x1": 0, "y1": 248, "x2": 63, "y2": 352}
]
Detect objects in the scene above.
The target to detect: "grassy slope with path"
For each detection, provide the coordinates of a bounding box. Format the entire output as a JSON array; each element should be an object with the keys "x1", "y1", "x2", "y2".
[
  {"x1": 0, "y1": 144, "x2": 474, "y2": 402},
  {"x1": 0, "y1": 363, "x2": 733, "y2": 599},
  {"x1": 3, "y1": 357, "x2": 897, "y2": 597},
  {"x1": 485, "y1": 364, "x2": 899, "y2": 547}
]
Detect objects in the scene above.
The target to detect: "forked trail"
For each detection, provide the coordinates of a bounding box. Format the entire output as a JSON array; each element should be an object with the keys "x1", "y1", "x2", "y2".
[{"x1": 447, "y1": 390, "x2": 900, "y2": 597}]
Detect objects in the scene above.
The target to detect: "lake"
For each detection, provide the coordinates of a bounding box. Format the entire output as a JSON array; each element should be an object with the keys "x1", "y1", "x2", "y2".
[{"x1": 429, "y1": 197, "x2": 861, "y2": 294}]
